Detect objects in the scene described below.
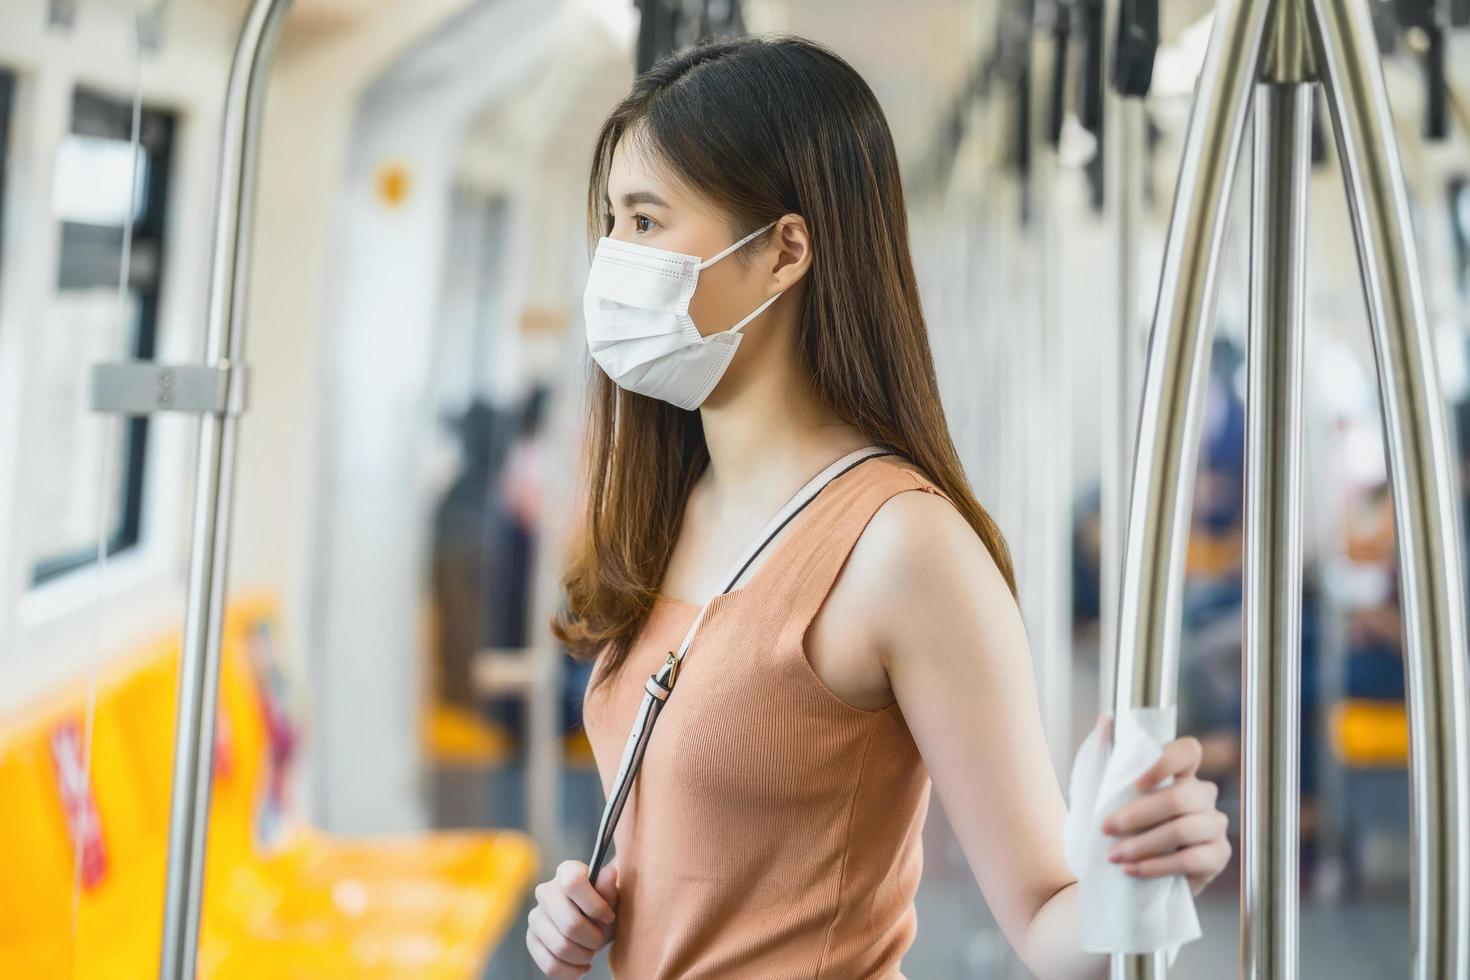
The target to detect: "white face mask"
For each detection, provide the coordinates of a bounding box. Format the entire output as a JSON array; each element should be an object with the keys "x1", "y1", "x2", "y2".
[{"x1": 582, "y1": 219, "x2": 783, "y2": 410}]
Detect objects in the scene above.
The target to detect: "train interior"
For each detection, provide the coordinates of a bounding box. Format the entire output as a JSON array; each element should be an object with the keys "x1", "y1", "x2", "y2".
[{"x1": 1, "y1": 0, "x2": 1469, "y2": 976}]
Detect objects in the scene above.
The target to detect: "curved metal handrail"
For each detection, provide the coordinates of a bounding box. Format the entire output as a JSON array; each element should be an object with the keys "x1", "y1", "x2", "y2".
[
  {"x1": 1112, "y1": 0, "x2": 1470, "y2": 977},
  {"x1": 159, "y1": 2, "x2": 294, "y2": 977}
]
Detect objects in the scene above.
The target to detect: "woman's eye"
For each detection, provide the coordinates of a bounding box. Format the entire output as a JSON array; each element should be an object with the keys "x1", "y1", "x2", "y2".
[{"x1": 633, "y1": 213, "x2": 654, "y2": 234}]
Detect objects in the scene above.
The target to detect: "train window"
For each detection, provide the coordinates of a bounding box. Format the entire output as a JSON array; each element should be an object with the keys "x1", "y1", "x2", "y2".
[{"x1": 30, "y1": 89, "x2": 175, "y2": 586}]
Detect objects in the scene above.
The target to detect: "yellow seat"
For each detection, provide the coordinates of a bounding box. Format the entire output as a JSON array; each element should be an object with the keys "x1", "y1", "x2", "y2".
[
  {"x1": 0, "y1": 652, "x2": 168, "y2": 977},
  {"x1": 564, "y1": 727, "x2": 597, "y2": 769},
  {"x1": 0, "y1": 591, "x2": 539, "y2": 979},
  {"x1": 423, "y1": 700, "x2": 517, "y2": 767},
  {"x1": 0, "y1": 723, "x2": 84, "y2": 974},
  {"x1": 213, "y1": 595, "x2": 538, "y2": 975},
  {"x1": 1330, "y1": 699, "x2": 1410, "y2": 766}
]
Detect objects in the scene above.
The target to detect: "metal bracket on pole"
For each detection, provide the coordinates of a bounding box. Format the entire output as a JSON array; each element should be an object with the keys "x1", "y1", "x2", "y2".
[
  {"x1": 1262, "y1": 0, "x2": 1318, "y2": 82},
  {"x1": 89, "y1": 360, "x2": 249, "y2": 417}
]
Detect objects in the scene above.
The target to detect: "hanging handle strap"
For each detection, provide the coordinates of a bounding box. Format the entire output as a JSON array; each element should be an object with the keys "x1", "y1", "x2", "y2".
[{"x1": 586, "y1": 444, "x2": 894, "y2": 883}]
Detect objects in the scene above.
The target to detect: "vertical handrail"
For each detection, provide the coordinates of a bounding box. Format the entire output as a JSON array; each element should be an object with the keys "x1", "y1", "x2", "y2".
[
  {"x1": 1311, "y1": 1, "x2": 1470, "y2": 975},
  {"x1": 1116, "y1": 0, "x2": 1470, "y2": 975},
  {"x1": 1028, "y1": 9, "x2": 1072, "y2": 771},
  {"x1": 1241, "y1": 78, "x2": 1311, "y2": 980},
  {"x1": 159, "y1": 1, "x2": 293, "y2": 977},
  {"x1": 1111, "y1": 0, "x2": 1270, "y2": 975},
  {"x1": 1099, "y1": 0, "x2": 1149, "y2": 723}
]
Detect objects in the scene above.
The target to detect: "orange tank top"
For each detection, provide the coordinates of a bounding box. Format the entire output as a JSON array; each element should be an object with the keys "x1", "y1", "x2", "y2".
[{"x1": 581, "y1": 454, "x2": 951, "y2": 979}]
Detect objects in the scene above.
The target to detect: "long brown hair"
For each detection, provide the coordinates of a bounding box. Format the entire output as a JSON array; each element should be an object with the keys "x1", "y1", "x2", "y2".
[{"x1": 554, "y1": 35, "x2": 1017, "y2": 695}]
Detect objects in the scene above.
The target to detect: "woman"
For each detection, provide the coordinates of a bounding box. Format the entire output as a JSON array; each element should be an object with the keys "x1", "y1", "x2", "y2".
[{"x1": 526, "y1": 35, "x2": 1230, "y2": 979}]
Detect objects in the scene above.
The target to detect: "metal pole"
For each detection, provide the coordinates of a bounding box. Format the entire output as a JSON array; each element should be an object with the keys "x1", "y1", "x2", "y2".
[
  {"x1": 159, "y1": 1, "x2": 292, "y2": 977},
  {"x1": 1309, "y1": 1, "x2": 1470, "y2": 975},
  {"x1": 1099, "y1": 0, "x2": 1147, "y2": 716},
  {"x1": 526, "y1": 575, "x2": 564, "y2": 866},
  {"x1": 1030, "y1": 7, "x2": 1071, "y2": 772},
  {"x1": 1111, "y1": 0, "x2": 1271, "y2": 975},
  {"x1": 1242, "y1": 50, "x2": 1312, "y2": 980}
]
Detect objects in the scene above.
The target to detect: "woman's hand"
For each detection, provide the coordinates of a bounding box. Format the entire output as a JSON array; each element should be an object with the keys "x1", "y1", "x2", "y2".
[
  {"x1": 1100, "y1": 734, "x2": 1232, "y2": 896},
  {"x1": 526, "y1": 859, "x2": 619, "y2": 977}
]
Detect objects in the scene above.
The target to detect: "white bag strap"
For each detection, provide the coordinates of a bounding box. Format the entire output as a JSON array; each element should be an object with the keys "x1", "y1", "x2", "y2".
[
  {"x1": 670, "y1": 443, "x2": 894, "y2": 666},
  {"x1": 585, "y1": 444, "x2": 893, "y2": 882}
]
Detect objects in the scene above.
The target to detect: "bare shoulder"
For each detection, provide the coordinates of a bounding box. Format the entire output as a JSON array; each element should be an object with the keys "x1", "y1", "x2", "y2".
[
  {"x1": 838, "y1": 484, "x2": 1018, "y2": 654},
  {"x1": 857, "y1": 484, "x2": 1010, "y2": 597},
  {"x1": 811, "y1": 477, "x2": 1021, "y2": 709}
]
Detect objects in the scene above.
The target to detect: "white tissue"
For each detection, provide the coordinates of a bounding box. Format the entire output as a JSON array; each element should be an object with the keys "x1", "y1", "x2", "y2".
[{"x1": 1062, "y1": 705, "x2": 1202, "y2": 967}]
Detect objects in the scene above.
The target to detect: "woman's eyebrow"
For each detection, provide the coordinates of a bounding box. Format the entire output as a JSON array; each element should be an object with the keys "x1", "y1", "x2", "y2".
[{"x1": 618, "y1": 190, "x2": 669, "y2": 208}]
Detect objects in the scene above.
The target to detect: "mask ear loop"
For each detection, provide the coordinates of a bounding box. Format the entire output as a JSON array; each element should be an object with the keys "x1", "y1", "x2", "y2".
[
  {"x1": 725, "y1": 290, "x2": 784, "y2": 334},
  {"x1": 695, "y1": 218, "x2": 779, "y2": 270},
  {"x1": 694, "y1": 218, "x2": 784, "y2": 335}
]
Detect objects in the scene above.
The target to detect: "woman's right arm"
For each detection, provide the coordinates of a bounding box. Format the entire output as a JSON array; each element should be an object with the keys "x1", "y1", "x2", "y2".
[{"x1": 525, "y1": 857, "x2": 620, "y2": 978}]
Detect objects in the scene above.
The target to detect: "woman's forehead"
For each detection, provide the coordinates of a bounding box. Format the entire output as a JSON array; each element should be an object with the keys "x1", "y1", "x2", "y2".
[{"x1": 607, "y1": 134, "x2": 699, "y2": 211}]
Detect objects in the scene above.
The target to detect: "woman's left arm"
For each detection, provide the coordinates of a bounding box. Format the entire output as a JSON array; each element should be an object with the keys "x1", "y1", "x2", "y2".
[{"x1": 851, "y1": 490, "x2": 1231, "y2": 980}]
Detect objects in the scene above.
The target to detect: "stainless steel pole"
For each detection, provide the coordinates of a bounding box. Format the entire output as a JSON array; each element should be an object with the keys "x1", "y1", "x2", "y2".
[
  {"x1": 1099, "y1": 0, "x2": 1147, "y2": 716},
  {"x1": 159, "y1": 1, "x2": 293, "y2": 977},
  {"x1": 1241, "y1": 62, "x2": 1312, "y2": 980},
  {"x1": 1030, "y1": 15, "x2": 1071, "y2": 772},
  {"x1": 1310, "y1": 1, "x2": 1470, "y2": 976},
  {"x1": 1111, "y1": 0, "x2": 1271, "y2": 975}
]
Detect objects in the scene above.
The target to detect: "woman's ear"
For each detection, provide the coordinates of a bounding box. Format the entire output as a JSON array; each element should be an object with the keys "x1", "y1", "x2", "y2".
[{"x1": 769, "y1": 214, "x2": 812, "y2": 290}]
